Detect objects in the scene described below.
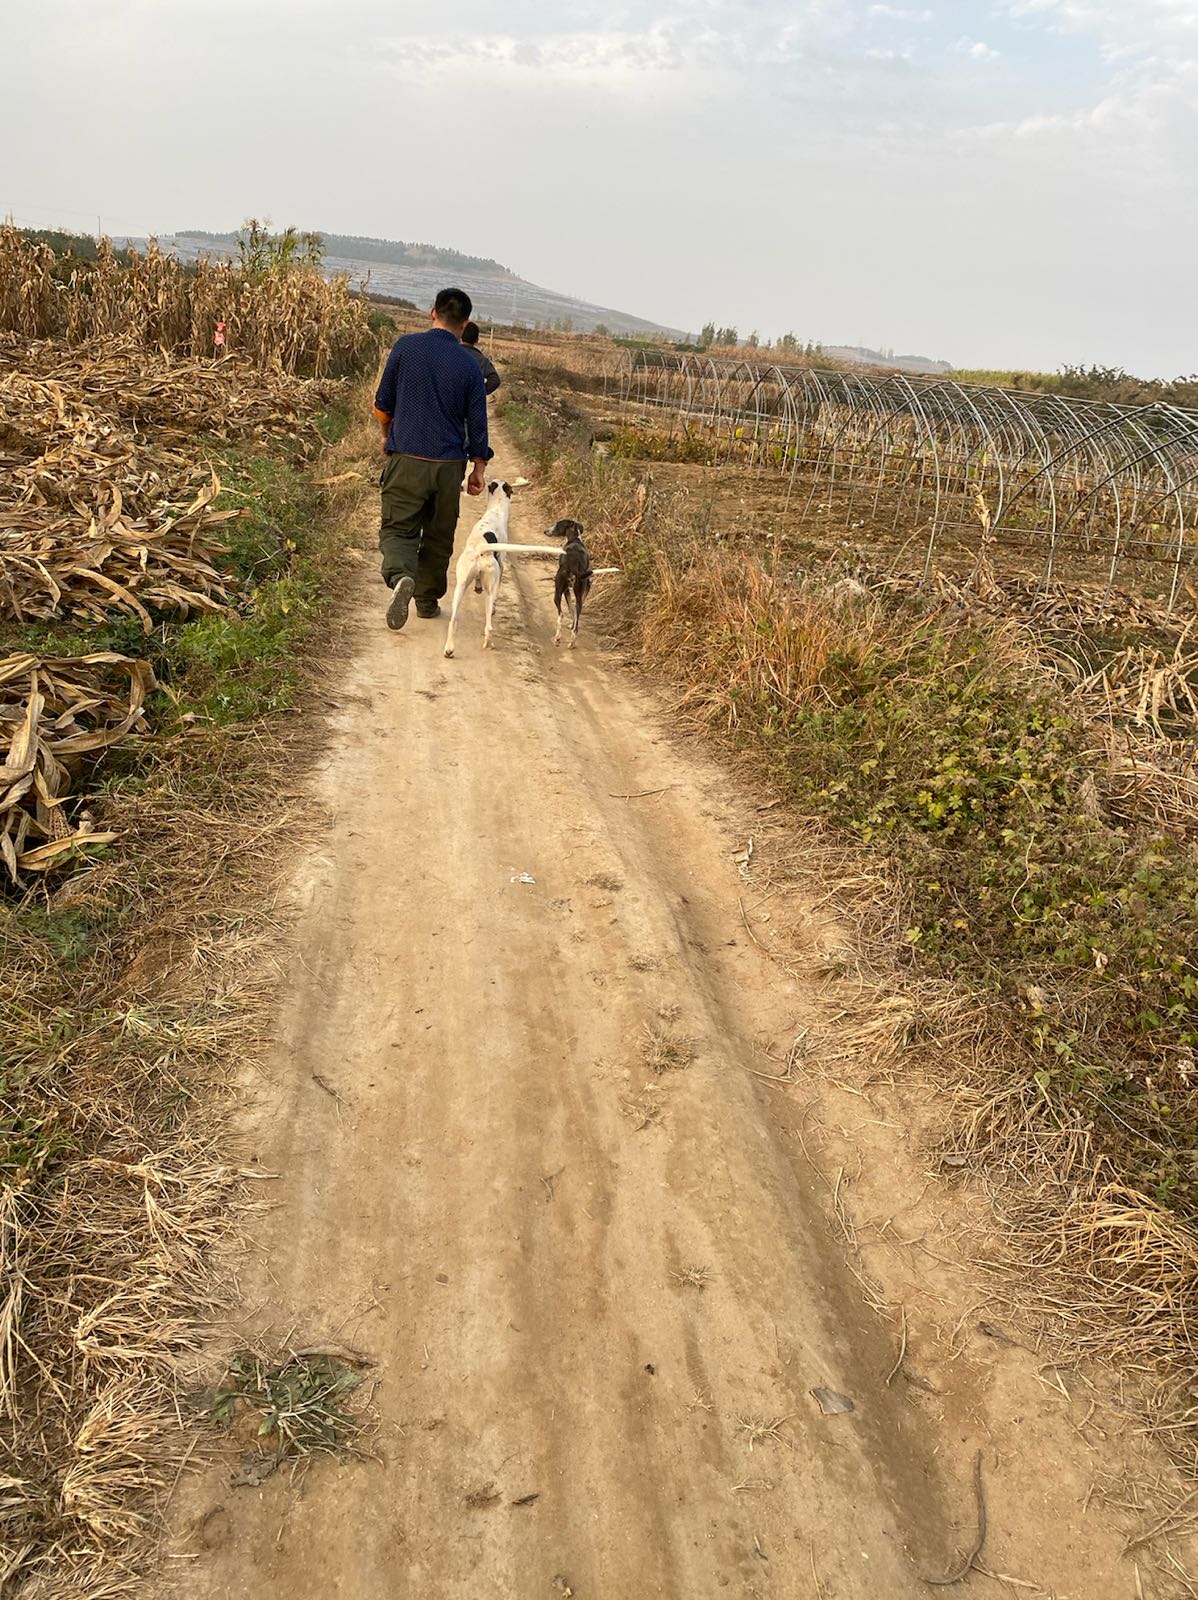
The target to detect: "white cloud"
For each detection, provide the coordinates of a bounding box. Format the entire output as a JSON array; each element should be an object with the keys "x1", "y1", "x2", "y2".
[
  {"x1": 954, "y1": 36, "x2": 1001, "y2": 61},
  {"x1": 1002, "y1": 0, "x2": 1198, "y2": 114},
  {"x1": 1006, "y1": 0, "x2": 1198, "y2": 56},
  {"x1": 972, "y1": 1, "x2": 1198, "y2": 160},
  {"x1": 868, "y1": 3, "x2": 934, "y2": 18},
  {"x1": 380, "y1": 8, "x2": 840, "y2": 87}
]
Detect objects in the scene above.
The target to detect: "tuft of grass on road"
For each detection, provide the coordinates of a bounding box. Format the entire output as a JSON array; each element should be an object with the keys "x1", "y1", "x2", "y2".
[{"x1": 193, "y1": 1348, "x2": 366, "y2": 1477}]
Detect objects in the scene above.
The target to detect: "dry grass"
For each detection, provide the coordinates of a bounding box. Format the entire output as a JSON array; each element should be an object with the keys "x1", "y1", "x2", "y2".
[
  {"x1": 1103, "y1": 727, "x2": 1198, "y2": 841},
  {"x1": 498, "y1": 333, "x2": 626, "y2": 392},
  {"x1": 620, "y1": 1087, "x2": 665, "y2": 1130},
  {"x1": 641, "y1": 1022, "x2": 695, "y2": 1074},
  {"x1": 671, "y1": 1264, "x2": 710, "y2": 1291},
  {"x1": 737, "y1": 1413, "x2": 793, "y2": 1451},
  {"x1": 0, "y1": 717, "x2": 318, "y2": 1595}
]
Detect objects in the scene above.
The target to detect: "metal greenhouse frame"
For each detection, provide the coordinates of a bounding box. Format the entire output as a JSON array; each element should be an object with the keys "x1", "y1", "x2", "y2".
[{"x1": 619, "y1": 353, "x2": 1198, "y2": 608}]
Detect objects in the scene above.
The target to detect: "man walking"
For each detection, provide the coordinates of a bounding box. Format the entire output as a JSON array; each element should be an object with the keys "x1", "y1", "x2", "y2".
[
  {"x1": 462, "y1": 321, "x2": 501, "y2": 395},
  {"x1": 373, "y1": 287, "x2": 493, "y2": 629}
]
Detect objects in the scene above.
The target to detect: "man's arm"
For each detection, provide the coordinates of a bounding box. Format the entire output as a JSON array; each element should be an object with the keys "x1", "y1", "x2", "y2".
[
  {"x1": 373, "y1": 343, "x2": 401, "y2": 448},
  {"x1": 481, "y1": 354, "x2": 501, "y2": 395},
  {"x1": 464, "y1": 364, "x2": 493, "y2": 494}
]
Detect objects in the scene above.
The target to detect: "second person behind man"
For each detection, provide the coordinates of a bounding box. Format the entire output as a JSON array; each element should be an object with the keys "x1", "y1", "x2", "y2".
[{"x1": 462, "y1": 321, "x2": 501, "y2": 396}]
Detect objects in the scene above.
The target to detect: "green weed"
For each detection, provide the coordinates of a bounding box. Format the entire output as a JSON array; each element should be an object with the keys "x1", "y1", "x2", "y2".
[
  {"x1": 608, "y1": 426, "x2": 714, "y2": 464},
  {"x1": 0, "y1": 613, "x2": 156, "y2": 660},
  {"x1": 159, "y1": 564, "x2": 319, "y2": 725},
  {"x1": 209, "y1": 449, "x2": 320, "y2": 586},
  {"x1": 195, "y1": 1350, "x2": 365, "y2": 1461},
  {"x1": 314, "y1": 400, "x2": 353, "y2": 445},
  {"x1": 12, "y1": 904, "x2": 114, "y2": 968}
]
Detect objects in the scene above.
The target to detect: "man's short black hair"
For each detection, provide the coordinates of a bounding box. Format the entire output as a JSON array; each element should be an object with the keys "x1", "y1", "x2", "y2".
[
  {"x1": 434, "y1": 287, "x2": 472, "y2": 327},
  {"x1": 462, "y1": 321, "x2": 480, "y2": 346}
]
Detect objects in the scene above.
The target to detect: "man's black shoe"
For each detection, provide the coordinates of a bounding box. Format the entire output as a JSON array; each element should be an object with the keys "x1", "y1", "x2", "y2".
[
  {"x1": 416, "y1": 602, "x2": 441, "y2": 619},
  {"x1": 386, "y1": 575, "x2": 416, "y2": 630}
]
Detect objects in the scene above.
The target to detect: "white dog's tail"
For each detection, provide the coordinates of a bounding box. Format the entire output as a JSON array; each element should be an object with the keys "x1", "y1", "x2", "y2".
[
  {"x1": 493, "y1": 544, "x2": 565, "y2": 557},
  {"x1": 592, "y1": 567, "x2": 622, "y2": 575}
]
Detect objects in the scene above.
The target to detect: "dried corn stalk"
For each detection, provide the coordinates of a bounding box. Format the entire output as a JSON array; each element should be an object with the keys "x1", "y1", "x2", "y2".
[
  {"x1": 0, "y1": 225, "x2": 374, "y2": 377},
  {"x1": 0, "y1": 336, "x2": 343, "y2": 626},
  {"x1": 1, "y1": 331, "x2": 344, "y2": 446},
  {"x1": 0, "y1": 653, "x2": 154, "y2": 881},
  {"x1": 1079, "y1": 639, "x2": 1198, "y2": 732}
]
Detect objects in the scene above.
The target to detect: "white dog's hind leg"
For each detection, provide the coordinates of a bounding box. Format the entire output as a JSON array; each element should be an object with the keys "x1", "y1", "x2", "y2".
[
  {"x1": 443, "y1": 560, "x2": 474, "y2": 658},
  {"x1": 482, "y1": 560, "x2": 499, "y2": 650}
]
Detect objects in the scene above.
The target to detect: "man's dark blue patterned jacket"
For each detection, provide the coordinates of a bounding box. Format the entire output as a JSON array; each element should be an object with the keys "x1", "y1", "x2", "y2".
[{"x1": 374, "y1": 328, "x2": 493, "y2": 462}]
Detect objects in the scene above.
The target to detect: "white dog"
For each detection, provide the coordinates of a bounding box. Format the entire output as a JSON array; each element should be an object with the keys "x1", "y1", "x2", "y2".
[{"x1": 443, "y1": 480, "x2": 559, "y2": 658}]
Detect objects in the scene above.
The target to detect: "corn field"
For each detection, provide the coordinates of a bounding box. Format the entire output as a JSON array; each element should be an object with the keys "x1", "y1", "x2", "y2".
[
  {"x1": 620, "y1": 352, "x2": 1198, "y2": 609},
  {"x1": 0, "y1": 225, "x2": 374, "y2": 377}
]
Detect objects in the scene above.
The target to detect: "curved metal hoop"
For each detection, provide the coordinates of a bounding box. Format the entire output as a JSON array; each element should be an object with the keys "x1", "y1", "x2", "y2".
[{"x1": 621, "y1": 355, "x2": 1198, "y2": 607}]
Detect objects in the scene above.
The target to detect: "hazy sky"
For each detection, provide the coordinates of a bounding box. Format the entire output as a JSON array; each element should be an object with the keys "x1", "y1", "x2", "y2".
[{"x1": 4, "y1": 1, "x2": 1196, "y2": 373}]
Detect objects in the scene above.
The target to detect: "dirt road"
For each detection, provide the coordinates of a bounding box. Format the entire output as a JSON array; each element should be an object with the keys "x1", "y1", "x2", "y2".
[{"x1": 172, "y1": 423, "x2": 1153, "y2": 1598}]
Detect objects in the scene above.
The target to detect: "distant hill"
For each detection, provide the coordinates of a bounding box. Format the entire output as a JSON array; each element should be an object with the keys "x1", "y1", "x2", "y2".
[
  {"x1": 146, "y1": 230, "x2": 687, "y2": 341},
  {"x1": 175, "y1": 230, "x2": 517, "y2": 280},
  {"x1": 106, "y1": 228, "x2": 952, "y2": 364},
  {"x1": 824, "y1": 344, "x2": 952, "y2": 376}
]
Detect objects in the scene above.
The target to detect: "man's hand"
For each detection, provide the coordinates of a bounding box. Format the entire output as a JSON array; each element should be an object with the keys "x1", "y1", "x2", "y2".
[{"x1": 467, "y1": 463, "x2": 487, "y2": 496}]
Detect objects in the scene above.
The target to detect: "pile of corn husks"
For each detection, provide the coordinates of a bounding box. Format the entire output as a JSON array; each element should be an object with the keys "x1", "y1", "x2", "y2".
[{"x1": 0, "y1": 335, "x2": 341, "y2": 881}]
